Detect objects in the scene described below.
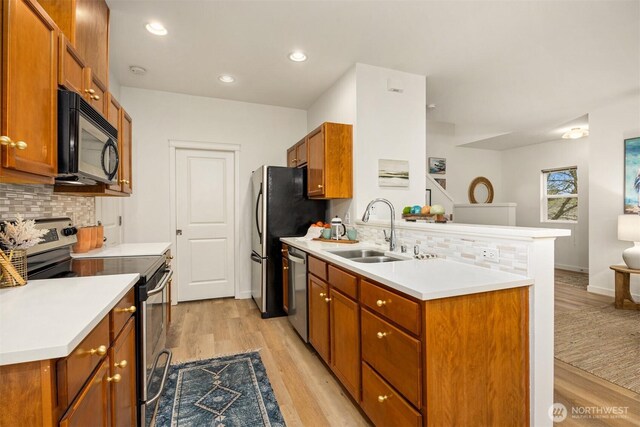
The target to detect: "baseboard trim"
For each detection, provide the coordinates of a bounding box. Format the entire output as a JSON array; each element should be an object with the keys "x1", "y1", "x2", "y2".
[
  {"x1": 555, "y1": 264, "x2": 589, "y2": 273},
  {"x1": 587, "y1": 284, "x2": 640, "y2": 300},
  {"x1": 236, "y1": 290, "x2": 252, "y2": 300}
]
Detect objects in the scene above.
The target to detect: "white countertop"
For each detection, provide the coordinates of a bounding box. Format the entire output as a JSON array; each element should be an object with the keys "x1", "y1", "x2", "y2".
[
  {"x1": 281, "y1": 238, "x2": 532, "y2": 300},
  {"x1": 72, "y1": 242, "x2": 171, "y2": 258},
  {"x1": 0, "y1": 274, "x2": 140, "y2": 366}
]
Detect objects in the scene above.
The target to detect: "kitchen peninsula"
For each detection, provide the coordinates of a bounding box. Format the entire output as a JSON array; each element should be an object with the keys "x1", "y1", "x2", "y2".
[{"x1": 283, "y1": 220, "x2": 569, "y2": 426}]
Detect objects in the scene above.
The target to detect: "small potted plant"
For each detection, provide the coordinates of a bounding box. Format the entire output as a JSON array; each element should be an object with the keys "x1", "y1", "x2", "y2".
[{"x1": 0, "y1": 214, "x2": 48, "y2": 287}]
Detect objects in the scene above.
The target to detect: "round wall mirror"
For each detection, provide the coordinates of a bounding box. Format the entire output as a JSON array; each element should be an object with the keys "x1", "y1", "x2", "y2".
[{"x1": 468, "y1": 177, "x2": 494, "y2": 204}]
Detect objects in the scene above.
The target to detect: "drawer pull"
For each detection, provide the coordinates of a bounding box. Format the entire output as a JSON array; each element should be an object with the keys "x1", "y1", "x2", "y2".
[
  {"x1": 317, "y1": 184, "x2": 323, "y2": 189},
  {"x1": 89, "y1": 345, "x2": 107, "y2": 356},
  {"x1": 114, "y1": 360, "x2": 128, "y2": 369},
  {"x1": 319, "y1": 292, "x2": 326, "y2": 297},
  {"x1": 378, "y1": 395, "x2": 389, "y2": 403},
  {"x1": 116, "y1": 305, "x2": 136, "y2": 314},
  {"x1": 85, "y1": 89, "x2": 96, "y2": 95},
  {"x1": 107, "y1": 374, "x2": 122, "y2": 383},
  {"x1": 376, "y1": 299, "x2": 387, "y2": 307},
  {"x1": 325, "y1": 297, "x2": 332, "y2": 303},
  {"x1": 376, "y1": 332, "x2": 388, "y2": 339},
  {"x1": 283, "y1": 266, "x2": 289, "y2": 270}
]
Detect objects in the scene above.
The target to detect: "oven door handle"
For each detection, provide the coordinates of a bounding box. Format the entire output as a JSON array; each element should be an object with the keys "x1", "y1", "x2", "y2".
[
  {"x1": 147, "y1": 269, "x2": 173, "y2": 296},
  {"x1": 145, "y1": 349, "x2": 172, "y2": 405}
]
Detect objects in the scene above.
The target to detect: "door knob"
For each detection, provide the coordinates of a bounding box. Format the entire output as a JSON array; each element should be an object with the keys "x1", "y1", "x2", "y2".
[
  {"x1": 114, "y1": 360, "x2": 128, "y2": 369},
  {"x1": 107, "y1": 374, "x2": 122, "y2": 383},
  {"x1": 85, "y1": 89, "x2": 96, "y2": 95},
  {"x1": 0, "y1": 136, "x2": 11, "y2": 145}
]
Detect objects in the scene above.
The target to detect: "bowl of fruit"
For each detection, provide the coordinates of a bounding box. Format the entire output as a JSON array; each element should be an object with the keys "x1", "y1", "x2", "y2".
[{"x1": 401, "y1": 204, "x2": 447, "y2": 222}]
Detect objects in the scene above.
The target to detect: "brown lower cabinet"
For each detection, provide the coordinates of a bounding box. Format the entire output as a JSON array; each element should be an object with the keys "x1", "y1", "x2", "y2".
[
  {"x1": 308, "y1": 259, "x2": 361, "y2": 401},
  {"x1": 305, "y1": 254, "x2": 531, "y2": 427},
  {"x1": 0, "y1": 288, "x2": 138, "y2": 427}
]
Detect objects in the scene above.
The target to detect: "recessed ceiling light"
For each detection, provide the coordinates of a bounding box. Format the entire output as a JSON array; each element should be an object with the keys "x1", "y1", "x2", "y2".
[
  {"x1": 145, "y1": 22, "x2": 167, "y2": 36},
  {"x1": 288, "y1": 51, "x2": 307, "y2": 62},
  {"x1": 218, "y1": 74, "x2": 236, "y2": 83},
  {"x1": 562, "y1": 127, "x2": 589, "y2": 139},
  {"x1": 129, "y1": 65, "x2": 147, "y2": 75}
]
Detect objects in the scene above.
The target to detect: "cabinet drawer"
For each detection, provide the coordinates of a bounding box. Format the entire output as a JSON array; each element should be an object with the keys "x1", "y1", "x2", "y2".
[
  {"x1": 57, "y1": 314, "x2": 110, "y2": 408},
  {"x1": 308, "y1": 256, "x2": 327, "y2": 281},
  {"x1": 362, "y1": 362, "x2": 422, "y2": 427},
  {"x1": 111, "y1": 288, "x2": 136, "y2": 342},
  {"x1": 361, "y1": 280, "x2": 421, "y2": 335},
  {"x1": 328, "y1": 265, "x2": 357, "y2": 299},
  {"x1": 361, "y1": 309, "x2": 421, "y2": 407}
]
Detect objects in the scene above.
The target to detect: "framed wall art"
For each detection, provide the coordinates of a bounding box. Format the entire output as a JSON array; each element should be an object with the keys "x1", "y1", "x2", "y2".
[{"x1": 624, "y1": 137, "x2": 640, "y2": 214}]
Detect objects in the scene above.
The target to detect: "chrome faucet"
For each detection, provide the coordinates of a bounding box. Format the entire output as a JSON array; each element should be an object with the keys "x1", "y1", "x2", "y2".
[{"x1": 361, "y1": 198, "x2": 396, "y2": 251}]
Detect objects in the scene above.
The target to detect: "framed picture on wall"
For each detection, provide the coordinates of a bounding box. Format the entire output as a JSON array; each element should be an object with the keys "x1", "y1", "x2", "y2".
[
  {"x1": 378, "y1": 159, "x2": 409, "y2": 187},
  {"x1": 624, "y1": 137, "x2": 640, "y2": 214},
  {"x1": 428, "y1": 157, "x2": 446, "y2": 174},
  {"x1": 435, "y1": 178, "x2": 446, "y2": 190}
]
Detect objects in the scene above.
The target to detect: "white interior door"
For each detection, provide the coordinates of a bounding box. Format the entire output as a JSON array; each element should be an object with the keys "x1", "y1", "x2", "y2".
[
  {"x1": 95, "y1": 198, "x2": 123, "y2": 246},
  {"x1": 176, "y1": 148, "x2": 235, "y2": 301}
]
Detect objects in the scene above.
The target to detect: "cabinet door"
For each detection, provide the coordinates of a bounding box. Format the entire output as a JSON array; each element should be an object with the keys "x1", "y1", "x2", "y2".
[
  {"x1": 84, "y1": 69, "x2": 107, "y2": 116},
  {"x1": 1, "y1": 0, "x2": 58, "y2": 179},
  {"x1": 282, "y1": 257, "x2": 289, "y2": 313},
  {"x1": 286, "y1": 146, "x2": 297, "y2": 167},
  {"x1": 330, "y1": 289, "x2": 360, "y2": 399},
  {"x1": 111, "y1": 318, "x2": 137, "y2": 427},
  {"x1": 307, "y1": 128, "x2": 325, "y2": 197},
  {"x1": 59, "y1": 34, "x2": 87, "y2": 95},
  {"x1": 60, "y1": 356, "x2": 112, "y2": 427},
  {"x1": 119, "y1": 109, "x2": 133, "y2": 194},
  {"x1": 75, "y1": 0, "x2": 109, "y2": 87},
  {"x1": 308, "y1": 276, "x2": 330, "y2": 363},
  {"x1": 296, "y1": 139, "x2": 307, "y2": 167}
]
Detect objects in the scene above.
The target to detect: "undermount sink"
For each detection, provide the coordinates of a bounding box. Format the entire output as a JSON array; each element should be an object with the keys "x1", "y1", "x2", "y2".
[{"x1": 328, "y1": 249, "x2": 407, "y2": 263}]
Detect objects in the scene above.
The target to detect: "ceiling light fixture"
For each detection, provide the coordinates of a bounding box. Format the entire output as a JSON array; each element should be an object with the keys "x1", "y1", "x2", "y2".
[
  {"x1": 288, "y1": 51, "x2": 307, "y2": 62},
  {"x1": 145, "y1": 22, "x2": 167, "y2": 36},
  {"x1": 562, "y1": 127, "x2": 589, "y2": 139},
  {"x1": 129, "y1": 65, "x2": 147, "y2": 75},
  {"x1": 218, "y1": 74, "x2": 236, "y2": 83}
]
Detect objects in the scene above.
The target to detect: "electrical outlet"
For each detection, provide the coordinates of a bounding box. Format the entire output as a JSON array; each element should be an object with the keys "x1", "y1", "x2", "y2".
[
  {"x1": 345, "y1": 212, "x2": 351, "y2": 224},
  {"x1": 481, "y1": 248, "x2": 499, "y2": 262}
]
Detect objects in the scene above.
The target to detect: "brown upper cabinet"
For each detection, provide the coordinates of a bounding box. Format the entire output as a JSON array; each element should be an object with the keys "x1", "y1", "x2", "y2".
[
  {"x1": 118, "y1": 108, "x2": 133, "y2": 194},
  {"x1": 286, "y1": 137, "x2": 307, "y2": 168},
  {"x1": 306, "y1": 122, "x2": 353, "y2": 199},
  {"x1": 0, "y1": 0, "x2": 59, "y2": 184},
  {"x1": 39, "y1": 0, "x2": 110, "y2": 90}
]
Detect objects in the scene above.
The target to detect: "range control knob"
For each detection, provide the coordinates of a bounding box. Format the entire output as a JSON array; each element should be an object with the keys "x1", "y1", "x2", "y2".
[{"x1": 62, "y1": 227, "x2": 78, "y2": 236}]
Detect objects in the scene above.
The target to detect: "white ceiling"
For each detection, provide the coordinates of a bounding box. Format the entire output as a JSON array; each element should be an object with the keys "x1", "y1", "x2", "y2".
[{"x1": 108, "y1": 0, "x2": 640, "y2": 149}]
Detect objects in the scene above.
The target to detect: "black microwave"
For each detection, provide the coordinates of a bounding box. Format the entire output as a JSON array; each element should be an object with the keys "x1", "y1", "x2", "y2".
[{"x1": 56, "y1": 89, "x2": 119, "y2": 185}]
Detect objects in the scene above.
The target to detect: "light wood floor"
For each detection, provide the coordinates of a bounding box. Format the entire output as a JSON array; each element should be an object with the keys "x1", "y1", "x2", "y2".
[{"x1": 166, "y1": 273, "x2": 640, "y2": 426}]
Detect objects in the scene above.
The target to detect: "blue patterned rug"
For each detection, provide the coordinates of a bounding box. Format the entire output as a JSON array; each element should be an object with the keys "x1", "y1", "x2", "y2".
[{"x1": 155, "y1": 352, "x2": 286, "y2": 427}]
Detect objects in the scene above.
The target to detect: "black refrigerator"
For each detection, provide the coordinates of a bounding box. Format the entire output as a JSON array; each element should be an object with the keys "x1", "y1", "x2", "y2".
[{"x1": 250, "y1": 166, "x2": 327, "y2": 318}]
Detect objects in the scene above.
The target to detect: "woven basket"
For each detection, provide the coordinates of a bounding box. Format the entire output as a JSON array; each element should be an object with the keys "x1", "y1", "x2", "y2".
[{"x1": 0, "y1": 249, "x2": 28, "y2": 288}]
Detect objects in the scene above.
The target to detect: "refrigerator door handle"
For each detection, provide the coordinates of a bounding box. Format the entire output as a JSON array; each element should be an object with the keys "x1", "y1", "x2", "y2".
[
  {"x1": 255, "y1": 184, "x2": 263, "y2": 240},
  {"x1": 251, "y1": 251, "x2": 263, "y2": 263}
]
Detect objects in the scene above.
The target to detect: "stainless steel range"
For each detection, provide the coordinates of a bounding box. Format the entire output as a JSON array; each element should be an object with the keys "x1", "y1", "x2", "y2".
[{"x1": 25, "y1": 218, "x2": 172, "y2": 426}]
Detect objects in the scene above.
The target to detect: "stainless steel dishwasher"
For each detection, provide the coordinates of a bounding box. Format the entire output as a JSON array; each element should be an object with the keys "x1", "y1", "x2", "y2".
[{"x1": 287, "y1": 246, "x2": 308, "y2": 342}]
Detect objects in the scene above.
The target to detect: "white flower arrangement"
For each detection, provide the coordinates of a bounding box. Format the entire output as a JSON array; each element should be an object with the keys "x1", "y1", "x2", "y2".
[{"x1": 0, "y1": 214, "x2": 48, "y2": 250}]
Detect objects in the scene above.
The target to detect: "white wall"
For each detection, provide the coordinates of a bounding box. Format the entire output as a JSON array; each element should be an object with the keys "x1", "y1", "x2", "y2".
[
  {"x1": 588, "y1": 92, "x2": 640, "y2": 296},
  {"x1": 355, "y1": 64, "x2": 426, "y2": 221},
  {"x1": 307, "y1": 66, "x2": 357, "y2": 223},
  {"x1": 120, "y1": 87, "x2": 307, "y2": 298},
  {"x1": 426, "y1": 120, "x2": 504, "y2": 204},
  {"x1": 503, "y1": 138, "x2": 589, "y2": 271},
  {"x1": 306, "y1": 64, "x2": 426, "y2": 224}
]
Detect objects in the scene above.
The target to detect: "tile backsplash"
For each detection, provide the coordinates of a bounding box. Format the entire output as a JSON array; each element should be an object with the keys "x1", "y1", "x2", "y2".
[
  {"x1": 0, "y1": 184, "x2": 95, "y2": 226},
  {"x1": 355, "y1": 224, "x2": 529, "y2": 275}
]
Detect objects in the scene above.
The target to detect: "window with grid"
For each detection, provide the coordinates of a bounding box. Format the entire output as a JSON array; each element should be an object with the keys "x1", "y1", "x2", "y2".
[{"x1": 542, "y1": 167, "x2": 578, "y2": 223}]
